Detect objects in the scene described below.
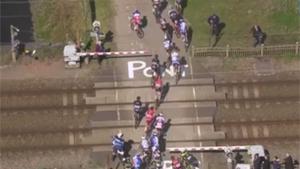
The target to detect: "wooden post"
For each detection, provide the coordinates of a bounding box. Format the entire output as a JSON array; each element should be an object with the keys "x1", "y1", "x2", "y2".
[
  {"x1": 260, "y1": 44, "x2": 264, "y2": 57},
  {"x1": 191, "y1": 45, "x2": 194, "y2": 57},
  {"x1": 296, "y1": 42, "x2": 299, "y2": 55},
  {"x1": 10, "y1": 25, "x2": 17, "y2": 63},
  {"x1": 226, "y1": 44, "x2": 230, "y2": 57}
]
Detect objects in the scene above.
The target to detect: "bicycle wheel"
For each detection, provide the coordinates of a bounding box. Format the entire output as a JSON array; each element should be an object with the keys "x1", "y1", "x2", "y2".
[
  {"x1": 137, "y1": 28, "x2": 144, "y2": 39},
  {"x1": 130, "y1": 22, "x2": 134, "y2": 31}
]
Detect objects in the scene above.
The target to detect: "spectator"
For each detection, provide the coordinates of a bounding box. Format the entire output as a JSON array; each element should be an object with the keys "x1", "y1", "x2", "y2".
[
  {"x1": 207, "y1": 14, "x2": 220, "y2": 36},
  {"x1": 284, "y1": 153, "x2": 294, "y2": 169},
  {"x1": 262, "y1": 155, "x2": 271, "y2": 169},
  {"x1": 250, "y1": 24, "x2": 266, "y2": 47},
  {"x1": 235, "y1": 152, "x2": 244, "y2": 164},
  {"x1": 272, "y1": 156, "x2": 281, "y2": 169},
  {"x1": 253, "y1": 153, "x2": 261, "y2": 169}
]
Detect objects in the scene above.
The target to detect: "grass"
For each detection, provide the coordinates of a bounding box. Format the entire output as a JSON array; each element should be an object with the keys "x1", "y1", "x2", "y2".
[
  {"x1": 180, "y1": 0, "x2": 300, "y2": 47},
  {"x1": 30, "y1": 0, "x2": 114, "y2": 44}
]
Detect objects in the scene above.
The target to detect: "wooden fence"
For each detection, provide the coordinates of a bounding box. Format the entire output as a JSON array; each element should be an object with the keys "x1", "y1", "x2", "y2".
[{"x1": 192, "y1": 42, "x2": 299, "y2": 57}]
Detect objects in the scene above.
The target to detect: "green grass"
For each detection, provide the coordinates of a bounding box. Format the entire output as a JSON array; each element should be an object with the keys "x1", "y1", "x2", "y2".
[
  {"x1": 181, "y1": 0, "x2": 300, "y2": 47},
  {"x1": 30, "y1": 0, "x2": 114, "y2": 44}
]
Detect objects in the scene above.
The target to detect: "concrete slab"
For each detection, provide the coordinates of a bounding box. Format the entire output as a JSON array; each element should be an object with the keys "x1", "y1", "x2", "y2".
[{"x1": 80, "y1": 124, "x2": 225, "y2": 145}]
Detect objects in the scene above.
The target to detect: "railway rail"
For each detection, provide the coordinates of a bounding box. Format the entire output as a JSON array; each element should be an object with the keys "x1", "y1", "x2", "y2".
[
  {"x1": 1, "y1": 119, "x2": 299, "y2": 152},
  {"x1": 1, "y1": 79, "x2": 299, "y2": 152}
]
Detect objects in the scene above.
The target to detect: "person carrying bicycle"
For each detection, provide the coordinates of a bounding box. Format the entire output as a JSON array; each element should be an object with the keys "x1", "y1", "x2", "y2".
[
  {"x1": 153, "y1": 75, "x2": 163, "y2": 106},
  {"x1": 153, "y1": 113, "x2": 166, "y2": 135},
  {"x1": 171, "y1": 156, "x2": 183, "y2": 169},
  {"x1": 133, "y1": 153, "x2": 144, "y2": 169},
  {"x1": 145, "y1": 105, "x2": 156, "y2": 132},
  {"x1": 180, "y1": 150, "x2": 199, "y2": 169},
  {"x1": 133, "y1": 96, "x2": 142, "y2": 114},
  {"x1": 112, "y1": 132, "x2": 125, "y2": 161}
]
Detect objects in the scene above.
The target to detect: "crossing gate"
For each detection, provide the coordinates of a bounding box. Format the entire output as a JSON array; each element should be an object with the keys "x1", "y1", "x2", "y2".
[
  {"x1": 63, "y1": 43, "x2": 151, "y2": 68},
  {"x1": 167, "y1": 145, "x2": 265, "y2": 159}
]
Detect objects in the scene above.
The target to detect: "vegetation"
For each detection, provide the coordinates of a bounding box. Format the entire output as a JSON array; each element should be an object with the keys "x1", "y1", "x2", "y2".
[
  {"x1": 30, "y1": 0, "x2": 114, "y2": 43},
  {"x1": 181, "y1": 0, "x2": 300, "y2": 47}
]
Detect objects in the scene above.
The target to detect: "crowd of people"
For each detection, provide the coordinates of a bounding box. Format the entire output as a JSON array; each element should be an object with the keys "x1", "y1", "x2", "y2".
[
  {"x1": 110, "y1": 1, "x2": 203, "y2": 169},
  {"x1": 252, "y1": 153, "x2": 299, "y2": 169}
]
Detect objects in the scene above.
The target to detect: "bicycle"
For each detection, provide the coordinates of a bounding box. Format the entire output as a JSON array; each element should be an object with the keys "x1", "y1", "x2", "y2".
[
  {"x1": 173, "y1": 63, "x2": 181, "y2": 84},
  {"x1": 130, "y1": 17, "x2": 144, "y2": 39},
  {"x1": 152, "y1": 3, "x2": 161, "y2": 23},
  {"x1": 175, "y1": 1, "x2": 183, "y2": 14}
]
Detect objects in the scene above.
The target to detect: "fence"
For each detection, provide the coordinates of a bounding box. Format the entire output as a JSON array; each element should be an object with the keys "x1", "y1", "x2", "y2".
[{"x1": 192, "y1": 42, "x2": 299, "y2": 57}]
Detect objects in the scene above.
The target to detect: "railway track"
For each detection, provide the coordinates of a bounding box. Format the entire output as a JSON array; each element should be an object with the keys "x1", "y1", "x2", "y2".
[
  {"x1": 1, "y1": 79, "x2": 299, "y2": 152},
  {"x1": 1, "y1": 119, "x2": 299, "y2": 152}
]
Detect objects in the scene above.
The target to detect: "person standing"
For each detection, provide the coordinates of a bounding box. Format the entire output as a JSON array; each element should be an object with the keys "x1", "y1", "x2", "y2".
[
  {"x1": 250, "y1": 24, "x2": 266, "y2": 47},
  {"x1": 284, "y1": 153, "x2": 294, "y2": 169},
  {"x1": 272, "y1": 156, "x2": 281, "y2": 169},
  {"x1": 262, "y1": 155, "x2": 271, "y2": 169},
  {"x1": 253, "y1": 153, "x2": 262, "y2": 169}
]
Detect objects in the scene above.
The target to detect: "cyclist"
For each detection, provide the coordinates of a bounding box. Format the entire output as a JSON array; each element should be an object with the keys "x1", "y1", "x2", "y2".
[
  {"x1": 178, "y1": 19, "x2": 188, "y2": 39},
  {"x1": 168, "y1": 7, "x2": 179, "y2": 23},
  {"x1": 153, "y1": 113, "x2": 166, "y2": 132},
  {"x1": 131, "y1": 9, "x2": 142, "y2": 29},
  {"x1": 151, "y1": 54, "x2": 160, "y2": 77},
  {"x1": 150, "y1": 131, "x2": 160, "y2": 153},
  {"x1": 132, "y1": 153, "x2": 143, "y2": 169},
  {"x1": 133, "y1": 96, "x2": 142, "y2": 114},
  {"x1": 145, "y1": 105, "x2": 156, "y2": 132},
  {"x1": 160, "y1": 18, "x2": 168, "y2": 32},
  {"x1": 163, "y1": 37, "x2": 173, "y2": 55},
  {"x1": 171, "y1": 156, "x2": 183, "y2": 169},
  {"x1": 180, "y1": 150, "x2": 199, "y2": 168},
  {"x1": 112, "y1": 132, "x2": 125, "y2": 161},
  {"x1": 153, "y1": 75, "x2": 163, "y2": 106},
  {"x1": 141, "y1": 136, "x2": 150, "y2": 153}
]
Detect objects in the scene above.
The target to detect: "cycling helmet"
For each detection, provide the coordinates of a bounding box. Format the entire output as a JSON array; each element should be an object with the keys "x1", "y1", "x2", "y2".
[
  {"x1": 136, "y1": 96, "x2": 141, "y2": 100},
  {"x1": 154, "y1": 54, "x2": 159, "y2": 58},
  {"x1": 141, "y1": 136, "x2": 145, "y2": 139},
  {"x1": 158, "y1": 113, "x2": 163, "y2": 116},
  {"x1": 133, "y1": 9, "x2": 140, "y2": 13},
  {"x1": 117, "y1": 132, "x2": 123, "y2": 138}
]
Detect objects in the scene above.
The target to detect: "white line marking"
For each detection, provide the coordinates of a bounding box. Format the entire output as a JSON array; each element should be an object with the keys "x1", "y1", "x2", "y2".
[
  {"x1": 113, "y1": 69, "x2": 120, "y2": 121},
  {"x1": 62, "y1": 94, "x2": 68, "y2": 106},
  {"x1": 188, "y1": 56, "x2": 204, "y2": 161}
]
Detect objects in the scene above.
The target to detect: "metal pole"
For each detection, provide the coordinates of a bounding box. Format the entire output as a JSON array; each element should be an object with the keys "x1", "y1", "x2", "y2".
[
  {"x1": 226, "y1": 44, "x2": 230, "y2": 57},
  {"x1": 10, "y1": 25, "x2": 17, "y2": 62}
]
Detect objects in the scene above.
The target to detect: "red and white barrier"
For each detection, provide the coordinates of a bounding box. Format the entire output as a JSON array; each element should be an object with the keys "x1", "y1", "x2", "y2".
[
  {"x1": 167, "y1": 145, "x2": 265, "y2": 157},
  {"x1": 77, "y1": 50, "x2": 150, "y2": 57},
  {"x1": 167, "y1": 145, "x2": 250, "y2": 152}
]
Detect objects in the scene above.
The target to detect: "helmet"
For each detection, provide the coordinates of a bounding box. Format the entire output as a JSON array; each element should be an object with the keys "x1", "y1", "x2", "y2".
[
  {"x1": 136, "y1": 96, "x2": 141, "y2": 100},
  {"x1": 141, "y1": 136, "x2": 145, "y2": 139},
  {"x1": 117, "y1": 132, "x2": 123, "y2": 138},
  {"x1": 134, "y1": 9, "x2": 140, "y2": 13},
  {"x1": 158, "y1": 113, "x2": 163, "y2": 116},
  {"x1": 154, "y1": 54, "x2": 159, "y2": 58}
]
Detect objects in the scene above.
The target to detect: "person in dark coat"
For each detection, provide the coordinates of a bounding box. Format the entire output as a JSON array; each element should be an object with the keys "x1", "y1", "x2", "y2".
[
  {"x1": 284, "y1": 153, "x2": 294, "y2": 169},
  {"x1": 272, "y1": 156, "x2": 281, "y2": 169},
  {"x1": 262, "y1": 155, "x2": 271, "y2": 169},
  {"x1": 253, "y1": 153, "x2": 261, "y2": 169},
  {"x1": 250, "y1": 24, "x2": 266, "y2": 47}
]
